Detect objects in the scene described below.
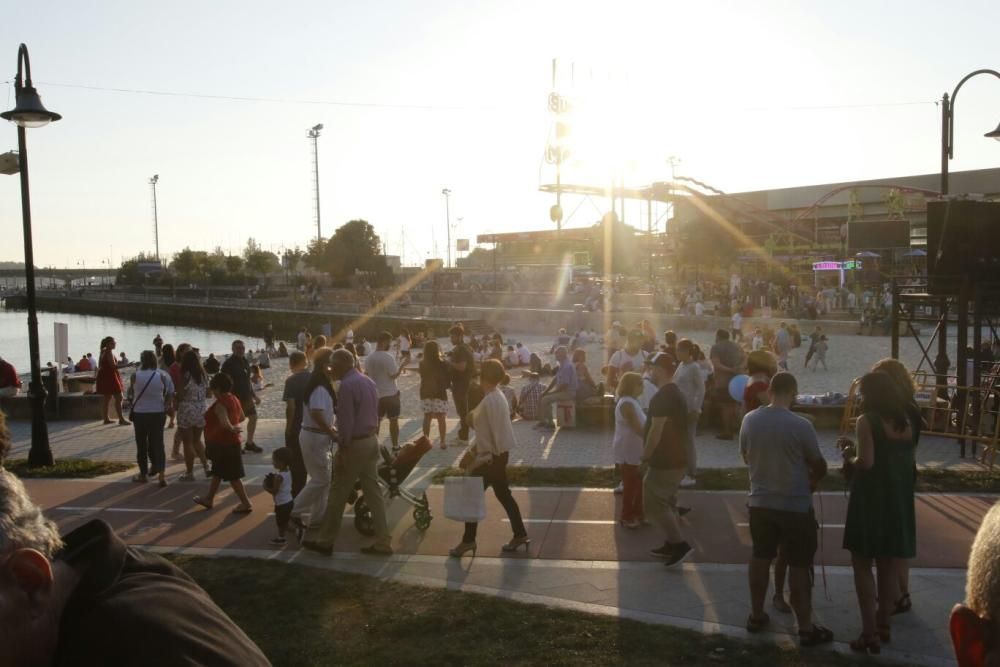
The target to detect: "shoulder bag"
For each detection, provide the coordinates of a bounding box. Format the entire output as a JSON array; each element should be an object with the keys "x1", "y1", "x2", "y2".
[{"x1": 129, "y1": 372, "x2": 157, "y2": 422}]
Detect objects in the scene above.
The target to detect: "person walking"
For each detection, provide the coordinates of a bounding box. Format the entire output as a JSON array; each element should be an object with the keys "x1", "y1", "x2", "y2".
[
  {"x1": 289, "y1": 348, "x2": 338, "y2": 534},
  {"x1": 365, "y1": 331, "x2": 403, "y2": 451},
  {"x1": 419, "y1": 340, "x2": 451, "y2": 449},
  {"x1": 710, "y1": 329, "x2": 745, "y2": 440},
  {"x1": 169, "y1": 343, "x2": 192, "y2": 460},
  {"x1": 840, "y1": 372, "x2": 918, "y2": 655},
  {"x1": 192, "y1": 372, "x2": 253, "y2": 514},
  {"x1": 641, "y1": 352, "x2": 692, "y2": 568},
  {"x1": 221, "y1": 340, "x2": 262, "y2": 453},
  {"x1": 447, "y1": 325, "x2": 476, "y2": 446},
  {"x1": 302, "y1": 349, "x2": 392, "y2": 556},
  {"x1": 535, "y1": 346, "x2": 577, "y2": 430},
  {"x1": 674, "y1": 339, "x2": 705, "y2": 488},
  {"x1": 740, "y1": 372, "x2": 832, "y2": 646},
  {"x1": 281, "y1": 350, "x2": 311, "y2": 496},
  {"x1": 128, "y1": 350, "x2": 174, "y2": 488},
  {"x1": 176, "y1": 349, "x2": 209, "y2": 481},
  {"x1": 613, "y1": 372, "x2": 646, "y2": 528},
  {"x1": 96, "y1": 336, "x2": 129, "y2": 425},
  {"x1": 449, "y1": 359, "x2": 529, "y2": 557}
]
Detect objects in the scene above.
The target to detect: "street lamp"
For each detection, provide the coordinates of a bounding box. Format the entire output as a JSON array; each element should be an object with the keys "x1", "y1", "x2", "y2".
[
  {"x1": 940, "y1": 69, "x2": 1000, "y2": 195},
  {"x1": 149, "y1": 174, "x2": 160, "y2": 260},
  {"x1": 1, "y1": 43, "x2": 61, "y2": 466},
  {"x1": 308, "y1": 124, "x2": 323, "y2": 244},
  {"x1": 441, "y1": 188, "x2": 452, "y2": 268}
]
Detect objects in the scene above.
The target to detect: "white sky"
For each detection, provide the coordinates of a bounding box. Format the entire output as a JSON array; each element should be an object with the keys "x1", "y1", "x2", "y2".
[{"x1": 2, "y1": 0, "x2": 1000, "y2": 269}]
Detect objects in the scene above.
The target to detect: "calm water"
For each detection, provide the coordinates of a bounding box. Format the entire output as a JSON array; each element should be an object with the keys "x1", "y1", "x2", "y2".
[{"x1": 0, "y1": 306, "x2": 264, "y2": 372}]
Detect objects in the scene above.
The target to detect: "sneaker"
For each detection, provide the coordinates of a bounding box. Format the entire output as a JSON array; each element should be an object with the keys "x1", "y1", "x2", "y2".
[
  {"x1": 269, "y1": 537, "x2": 287, "y2": 546},
  {"x1": 664, "y1": 541, "x2": 693, "y2": 568},
  {"x1": 244, "y1": 443, "x2": 263, "y2": 453},
  {"x1": 613, "y1": 482, "x2": 624, "y2": 495},
  {"x1": 680, "y1": 476, "x2": 696, "y2": 488},
  {"x1": 649, "y1": 543, "x2": 672, "y2": 558}
]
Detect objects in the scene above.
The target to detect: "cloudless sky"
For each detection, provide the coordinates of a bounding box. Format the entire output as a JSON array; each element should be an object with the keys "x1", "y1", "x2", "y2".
[{"x1": 2, "y1": 0, "x2": 999, "y2": 269}]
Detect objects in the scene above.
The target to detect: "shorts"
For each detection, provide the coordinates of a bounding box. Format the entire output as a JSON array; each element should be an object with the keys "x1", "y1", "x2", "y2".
[
  {"x1": 274, "y1": 500, "x2": 293, "y2": 530},
  {"x1": 378, "y1": 392, "x2": 401, "y2": 419},
  {"x1": 206, "y1": 442, "x2": 245, "y2": 482},
  {"x1": 240, "y1": 398, "x2": 257, "y2": 418},
  {"x1": 748, "y1": 506, "x2": 818, "y2": 567},
  {"x1": 421, "y1": 398, "x2": 448, "y2": 416}
]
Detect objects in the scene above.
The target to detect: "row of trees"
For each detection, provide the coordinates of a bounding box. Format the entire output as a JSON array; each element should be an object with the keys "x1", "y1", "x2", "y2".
[{"x1": 117, "y1": 220, "x2": 393, "y2": 287}]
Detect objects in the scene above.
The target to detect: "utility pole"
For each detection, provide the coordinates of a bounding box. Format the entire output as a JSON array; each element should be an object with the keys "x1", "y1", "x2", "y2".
[
  {"x1": 149, "y1": 174, "x2": 160, "y2": 261},
  {"x1": 308, "y1": 124, "x2": 323, "y2": 243},
  {"x1": 442, "y1": 188, "x2": 452, "y2": 268}
]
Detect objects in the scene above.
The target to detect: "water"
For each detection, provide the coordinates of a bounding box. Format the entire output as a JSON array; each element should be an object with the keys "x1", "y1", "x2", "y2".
[{"x1": 0, "y1": 307, "x2": 263, "y2": 372}]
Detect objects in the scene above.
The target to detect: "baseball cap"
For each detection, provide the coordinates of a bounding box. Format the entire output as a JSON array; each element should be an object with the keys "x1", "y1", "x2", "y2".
[{"x1": 649, "y1": 351, "x2": 677, "y2": 370}]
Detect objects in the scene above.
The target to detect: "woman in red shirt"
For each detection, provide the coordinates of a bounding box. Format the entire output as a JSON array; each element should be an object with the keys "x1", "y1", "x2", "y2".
[
  {"x1": 193, "y1": 372, "x2": 253, "y2": 514},
  {"x1": 96, "y1": 336, "x2": 129, "y2": 426}
]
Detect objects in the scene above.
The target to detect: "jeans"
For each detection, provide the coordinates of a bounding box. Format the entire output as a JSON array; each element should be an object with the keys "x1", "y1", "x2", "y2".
[
  {"x1": 133, "y1": 412, "x2": 166, "y2": 476},
  {"x1": 292, "y1": 430, "x2": 333, "y2": 524},
  {"x1": 463, "y1": 452, "x2": 526, "y2": 542},
  {"x1": 538, "y1": 389, "x2": 574, "y2": 425},
  {"x1": 453, "y1": 383, "x2": 470, "y2": 440},
  {"x1": 686, "y1": 414, "x2": 699, "y2": 478},
  {"x1": 312, "y1": 435, "x2": 390, "y2": 549}
]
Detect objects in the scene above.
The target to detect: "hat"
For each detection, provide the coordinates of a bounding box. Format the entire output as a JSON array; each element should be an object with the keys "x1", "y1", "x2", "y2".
[
  {"x1": 522, "y1": 370, "x2": 540, "y2": 379},
  {"x1": 649, "y1": 351, "x2": 677, "y2": 370}
]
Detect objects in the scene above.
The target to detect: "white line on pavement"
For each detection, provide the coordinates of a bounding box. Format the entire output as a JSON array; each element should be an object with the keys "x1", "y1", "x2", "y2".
[
  {"x1": 55, "y1": 506, "x2": 174, "y2": 514},
  {"x1": 503, "y1": 518, "x2": 617, "y2": 525},
  {"x1": 736, "y1": 522, "x2": 845, "y2": 528}
]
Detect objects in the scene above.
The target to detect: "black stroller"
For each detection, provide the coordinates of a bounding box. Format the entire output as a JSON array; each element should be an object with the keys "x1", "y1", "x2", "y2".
[{"x1": 351, "y1": 435, "x2": 434, "y2": 536}]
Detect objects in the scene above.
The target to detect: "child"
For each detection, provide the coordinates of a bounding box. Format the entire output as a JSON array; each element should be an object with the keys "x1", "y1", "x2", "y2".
[
  {"x1": 265, "y1": 447, "x2": 294, "y2": 545},
  {"x1": 613, "y1": 372, "x2": 646, "y2": 528},
  {"x1": 516, "y1": 372, "x2": 544, "y2": 420},
  {"x1": 811, "y1": 335, "x2": 829, "y2": 371},
  {"x1": 250, "y1": 364, "x2": 272, "y2": 392}
]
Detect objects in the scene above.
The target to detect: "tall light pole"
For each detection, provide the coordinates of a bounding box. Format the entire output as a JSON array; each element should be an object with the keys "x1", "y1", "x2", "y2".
[
  {"x1": 1, "y1": 43, "x2": 61, "y2": 466},
  {"x1": 308, "y1": 124, "x2": 323, "y2": 244},
  {"x1": 940, "y1": 69, "x2": 1000, "y2": 195},
  {"x1": 149, "y1": 174, "x2": 160, "y2": 261},
  {"x1": 441, "y1": 188, "x2": 452, "y2": 268}
]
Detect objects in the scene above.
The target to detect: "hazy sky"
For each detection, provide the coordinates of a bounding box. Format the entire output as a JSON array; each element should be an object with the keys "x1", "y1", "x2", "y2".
[{"x1": 2, "y1": 0, "x2": 999, "y2": 269}]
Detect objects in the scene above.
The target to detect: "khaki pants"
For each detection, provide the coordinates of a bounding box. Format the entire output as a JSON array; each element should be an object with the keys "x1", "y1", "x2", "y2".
[
  {"x1": 643, "y1": 467, "x2": 686, "y2": 543},
  {"x1": 538, "y1": 389, "x2": 574, "y2": 425},
  {"x1": 310, "y1": 435, "x2": 390, "y2": 549}
]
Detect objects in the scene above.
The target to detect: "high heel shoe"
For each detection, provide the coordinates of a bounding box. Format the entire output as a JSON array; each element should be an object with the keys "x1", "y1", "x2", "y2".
[
  {"x1": 849, "y1": 633, "x2": 880, "y2": 655},
  {"x1": 501, "y1": 536, "x2": 531, "y2": 552},
  {"x1": 449, "y1": 541, "x2": 477, "y2": 558},
  {"x1": 877, "y1": 624, "x2": 891, "y2": 643}
]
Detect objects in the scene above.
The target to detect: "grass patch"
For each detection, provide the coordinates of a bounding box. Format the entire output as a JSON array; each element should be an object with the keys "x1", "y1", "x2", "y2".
[
  {"x1": 432, "y1": 466, "x2": 1000, "y2": 493},
  {"x1": 5, "y1": 458, "x2": 133, "y2": 479},
  {"x1": 172, "y1": 555, "x2": 868, "y2": 667}
]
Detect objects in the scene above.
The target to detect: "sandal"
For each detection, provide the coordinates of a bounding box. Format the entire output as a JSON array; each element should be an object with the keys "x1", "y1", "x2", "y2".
[
  {"x1": 231, "y1": 505, "x2": 253, "y2": 515},
  {"x1": 849, "y1": 633, "x2": 881, "y2": 655},
  {"x1": 745, "y1": 612, "x2": 770, "y2": 633},
  {"x1": 891, "y1": 592, "x2": 911, "y2": 616},
  {"x1": 192, "y1": 496, "x2": 213, "y2": 510},
  {"x1": 799, "y1": 623, "x2": 834, "y2": 647},
  {"x1": 178, "y1": 473, "x2": 196, "y2": 482},
  {"x1": 118, "y1": 419, "x2": 131, "y2": 426},
  {"x1": 131, "y1": 474, "x2": 148, "y2": 484},
  {"x1": 103, "y1": 419, "x2": 114, "y2": 425},
  {"x1": 878, "y1": 624, "x2": 891, "y2": 643}
]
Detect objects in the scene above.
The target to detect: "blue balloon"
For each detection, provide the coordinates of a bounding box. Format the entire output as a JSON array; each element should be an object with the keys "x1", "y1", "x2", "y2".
[{"x1": 729, "y1": 374, "x2": 750, "y2": 402}]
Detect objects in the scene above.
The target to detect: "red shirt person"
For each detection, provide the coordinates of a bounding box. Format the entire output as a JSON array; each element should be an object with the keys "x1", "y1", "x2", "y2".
[{"x1": 0, "y1": 356, "x2": 22, "y2": 397}]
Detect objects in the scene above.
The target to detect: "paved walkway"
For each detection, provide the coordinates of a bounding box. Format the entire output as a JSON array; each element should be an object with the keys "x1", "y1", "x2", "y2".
[
  {"x1": 27, "y1": 475, "x2": 979, "y2": 666},
  {"x1": 6, "y1": 417, "x2": 986, "y2": 471}
]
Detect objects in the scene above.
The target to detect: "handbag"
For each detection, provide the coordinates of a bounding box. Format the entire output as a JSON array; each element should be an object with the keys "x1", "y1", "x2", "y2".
[
  {"x1": 443, "y1": 476, "x2": 487, "y2": 523},
  {"x1": 128, "y1": 372, "x2": 157, "y2": 422}
]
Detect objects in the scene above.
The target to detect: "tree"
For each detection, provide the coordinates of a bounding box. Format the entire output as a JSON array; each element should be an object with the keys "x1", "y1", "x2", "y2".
[
  {"x1": 224, "y1": 255, "x2": 245, "y2": 276},
  {"x1": 311, "y1": 220, "x2": 392, "y2": 285},
  {"x1": 170, "y1": 248, "x2": 208, "y2": 282}
]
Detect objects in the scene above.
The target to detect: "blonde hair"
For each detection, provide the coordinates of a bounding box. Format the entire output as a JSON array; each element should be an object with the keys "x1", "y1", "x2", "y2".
[
  {"x1": 616, "y1": 372, "x2": 644, "y2": 399},
  {"x1": 966, "y1": 501, "x2": 1000, "y2": 623},
  {"x1": 871, "y1": 358, "x2": 917, "y2": 401},
  {"x1": 0, "y1": 470, "x2": 63, "y2": 559}
]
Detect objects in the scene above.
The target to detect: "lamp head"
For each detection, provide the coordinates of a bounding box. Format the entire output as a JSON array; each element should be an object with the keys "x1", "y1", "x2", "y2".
[
  {"x1": 985, "y1": 122, "x2": 1000, "y2": 142},
  {"x1": 150, "y1": 174, "x2": 159, "y2": 184},
  {"x1": 1, "y1": 82, "x2": 61, "y2": 128},
  {"x1": 312, "y1": 123, "x2": 323, "y2": 131}
]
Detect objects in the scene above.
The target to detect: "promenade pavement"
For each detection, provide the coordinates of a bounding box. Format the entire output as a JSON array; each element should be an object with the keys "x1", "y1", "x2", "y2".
[{"x1": 6, "y1": 416, "x2": 986, "y2": 471}]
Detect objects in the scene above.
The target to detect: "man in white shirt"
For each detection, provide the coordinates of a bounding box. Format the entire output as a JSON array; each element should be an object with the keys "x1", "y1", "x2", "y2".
[
  {"x1": 674, "y1": 339, "x2": 706, "y2": 487},
  {"x1": 516, "y1": 342, "x2": 531, "y2": 366},
  {"x1": 607, "y1": 330, "x2": 648, "y2": 391},
  {"x1": 731, "y1": 310, "x2": 743, "y2": 342},
  {"x1": 364, "y1": 331, "x2": 403, "y2": 449}
]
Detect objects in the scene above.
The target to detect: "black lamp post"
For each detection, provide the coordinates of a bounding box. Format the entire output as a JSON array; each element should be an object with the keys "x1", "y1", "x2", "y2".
[
  {"x1": 940, "y1": 69, "x2": 1000, "y2": 195},
  {"x1": 1, "y1": 44, "x2": 62, "y2": 466}
]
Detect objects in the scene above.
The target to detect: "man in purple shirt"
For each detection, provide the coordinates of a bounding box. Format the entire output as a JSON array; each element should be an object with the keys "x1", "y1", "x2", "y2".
[
  {"x1": 535, "y1": 346, "x2": 578, "y2": 430},
  {"x1": 303, "y1": 349, "x2": 392, "y2": 556}
]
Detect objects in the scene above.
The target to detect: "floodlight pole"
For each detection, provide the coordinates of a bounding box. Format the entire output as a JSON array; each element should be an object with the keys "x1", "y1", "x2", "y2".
[
  {"x1": 149, "y1": 175, "x2": 160, "y2": 261},
  {"x1": 442, "y1": 188, "x2": 452, "y2": 268}
]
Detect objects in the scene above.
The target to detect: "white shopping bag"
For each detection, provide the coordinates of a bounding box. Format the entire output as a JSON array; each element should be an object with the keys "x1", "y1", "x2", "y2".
[{"x1": 443, "y1": 476, "x2": 487, "y2": 523}]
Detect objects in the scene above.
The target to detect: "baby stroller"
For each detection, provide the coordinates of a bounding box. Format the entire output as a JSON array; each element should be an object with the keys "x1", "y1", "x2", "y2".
[{"x1": 351, "y1": 435, "x2": 434, "y2": 536}]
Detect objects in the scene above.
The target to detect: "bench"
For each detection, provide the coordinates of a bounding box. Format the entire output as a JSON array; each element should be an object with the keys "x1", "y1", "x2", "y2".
[{"x1": 577, "y1": 396, "x2": 615, "y2": 430}]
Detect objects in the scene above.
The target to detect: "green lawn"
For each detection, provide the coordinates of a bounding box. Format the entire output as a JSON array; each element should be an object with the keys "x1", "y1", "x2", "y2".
[
  {"x1": 173, "y1": 556, "x2": 872, "y2": 667},
  {"x1": 432, "y1": 465, "x2": 1000, "y2": 493},
  {"x1": 4, "y1": 458, "x2": 133, "y2": 478}
]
